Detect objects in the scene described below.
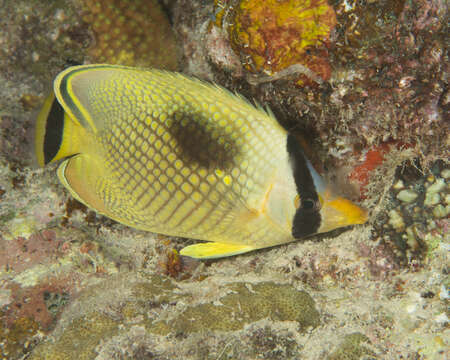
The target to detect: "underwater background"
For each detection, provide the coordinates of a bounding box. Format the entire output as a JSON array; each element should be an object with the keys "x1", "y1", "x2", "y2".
[{"x1": 0, "y1": 0, "x2": 448, "y2": 358}]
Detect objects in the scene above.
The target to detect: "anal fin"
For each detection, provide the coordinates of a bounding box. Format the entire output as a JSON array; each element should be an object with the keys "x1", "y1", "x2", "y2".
[
  {"x1": 180, "y1": 242, "x2": 255, "y2": 259},
  {"x1": 57, "y1": 155, "x2": 111, "y2": 217}
]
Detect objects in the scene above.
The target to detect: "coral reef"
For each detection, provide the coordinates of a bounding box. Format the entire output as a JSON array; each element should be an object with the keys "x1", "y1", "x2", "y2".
[
  {"x1": 372, "y1": 161, "x2": 449, "y2": 268},
  {"x1": 0, "y1": 0, "x2": 89, "y2": 99},
  {"x1": 321, "y1": 0, "x2": 448, "y2": 165},
  {"x1": 204, "y1": 0, "x2": 448, "y2": 178},
  {"x1": 81, "y1": 0, "x2": 180, "y2": 69},
  {"x1": 27, "y1": 276, "x2": 319, "y2": 359},
  {"x1": 0, "y1": 0, "x2": 89, "y2": 170},
  {"x1": 0, "y1": 0, "x2": 448, "y2": 359},
  {"x1": 151, "y1": 282, "x2": 319, "y2": 334}
]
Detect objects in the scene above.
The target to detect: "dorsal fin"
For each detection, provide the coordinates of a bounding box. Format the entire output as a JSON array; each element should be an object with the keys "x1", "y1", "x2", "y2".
[{"x1": 53, "y1": 65, "x2": 118, "y2": 133}]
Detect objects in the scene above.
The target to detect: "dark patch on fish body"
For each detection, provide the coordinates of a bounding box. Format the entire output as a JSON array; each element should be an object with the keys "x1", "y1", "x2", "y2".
[
  {"x1": 169, "y1": 111, "x2": 240, "y2": 170},
  {"x1": 286, "y1": 134, "x2": 321, "y2": 238},
  {"x1": 44, "y1": 99, "x2": 65, "y2": 165}
]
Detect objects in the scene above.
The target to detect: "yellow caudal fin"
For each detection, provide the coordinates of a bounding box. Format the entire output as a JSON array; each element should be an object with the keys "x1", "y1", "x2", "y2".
[
  {"x1": 34, "y1": 93, "x2": 86, "y2": 167},
  {"x1": 180, "y1": 242, "x2": 255, "y2": 259}
]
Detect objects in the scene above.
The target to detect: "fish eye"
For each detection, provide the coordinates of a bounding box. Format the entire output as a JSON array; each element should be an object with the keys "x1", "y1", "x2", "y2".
[{"x1": 302, "y1": 198, "x2": 320, "y2": 212}]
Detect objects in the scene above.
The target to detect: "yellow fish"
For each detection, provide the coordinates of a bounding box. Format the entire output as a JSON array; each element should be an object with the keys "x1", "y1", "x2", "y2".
[{"x1": 35, "y1": 65, "x2": 367, "y2": 259}]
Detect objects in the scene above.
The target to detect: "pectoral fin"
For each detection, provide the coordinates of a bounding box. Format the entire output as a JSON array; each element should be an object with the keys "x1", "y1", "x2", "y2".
[{"x1": 180, "y1": 242, "x2": 255, "y2": 259}]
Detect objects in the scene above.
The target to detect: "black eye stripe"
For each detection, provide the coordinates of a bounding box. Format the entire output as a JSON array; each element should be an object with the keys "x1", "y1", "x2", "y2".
[
  {"x1": 286, "y1": 135, "x2": 318, "y2": 200},
  {"x1": 286, "y1": 134, "x2": 321, "y2": 238}
]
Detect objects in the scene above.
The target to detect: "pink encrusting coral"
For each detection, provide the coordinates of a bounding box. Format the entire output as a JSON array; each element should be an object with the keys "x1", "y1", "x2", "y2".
[{"x1": 0, "y1": 230, "x2": 63, "y2": 273}]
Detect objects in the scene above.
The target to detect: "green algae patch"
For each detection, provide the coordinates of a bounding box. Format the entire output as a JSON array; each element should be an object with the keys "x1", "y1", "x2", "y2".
[
  {"x1": 30, "y1": 312, "x2": 119, "y2": 360},
  {"x1": 132, "y1": 274, "x2": 178, "y2": 303},
  {"x1": 0, "y1": 210, "x2": 16, "y2": 225},
  {"x1": 327, "y1": 333, "x2": 375, "y2": 360},
  {"x1": 151, "y1": 282, "x2": 320, "y2": 334}
]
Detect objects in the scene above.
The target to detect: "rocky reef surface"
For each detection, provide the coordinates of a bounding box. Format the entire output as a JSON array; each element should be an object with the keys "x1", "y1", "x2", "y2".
[{"x1": 0, "y1": 0, "x2": 448, "y2": 359}]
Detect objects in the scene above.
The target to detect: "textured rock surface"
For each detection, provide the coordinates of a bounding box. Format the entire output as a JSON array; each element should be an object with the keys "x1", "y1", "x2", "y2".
[{"x1": 0, "y1": 0, "x2": 448, "y2": 359}]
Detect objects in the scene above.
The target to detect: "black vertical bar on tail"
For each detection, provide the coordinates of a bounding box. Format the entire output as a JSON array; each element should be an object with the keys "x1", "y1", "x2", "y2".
[{"x1": 43, "y1": 98, "x2": 65, "y2": 165}]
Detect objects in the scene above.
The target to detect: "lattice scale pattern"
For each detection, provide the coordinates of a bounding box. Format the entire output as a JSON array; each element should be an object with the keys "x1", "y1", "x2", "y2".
[{"x1": 64, "y1": 67, "x2": 294, "y2": 246}]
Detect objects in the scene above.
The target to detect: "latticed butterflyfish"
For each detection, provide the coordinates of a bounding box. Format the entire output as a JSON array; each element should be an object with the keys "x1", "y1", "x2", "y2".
[{"x1": 35, "y1": 65, "x2": 367, "y2": 259}]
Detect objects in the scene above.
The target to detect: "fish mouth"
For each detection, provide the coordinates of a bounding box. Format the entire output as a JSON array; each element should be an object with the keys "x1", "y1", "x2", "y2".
[{"x1": 318, "y1": 195, "x2": 368, "y2": 234}]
